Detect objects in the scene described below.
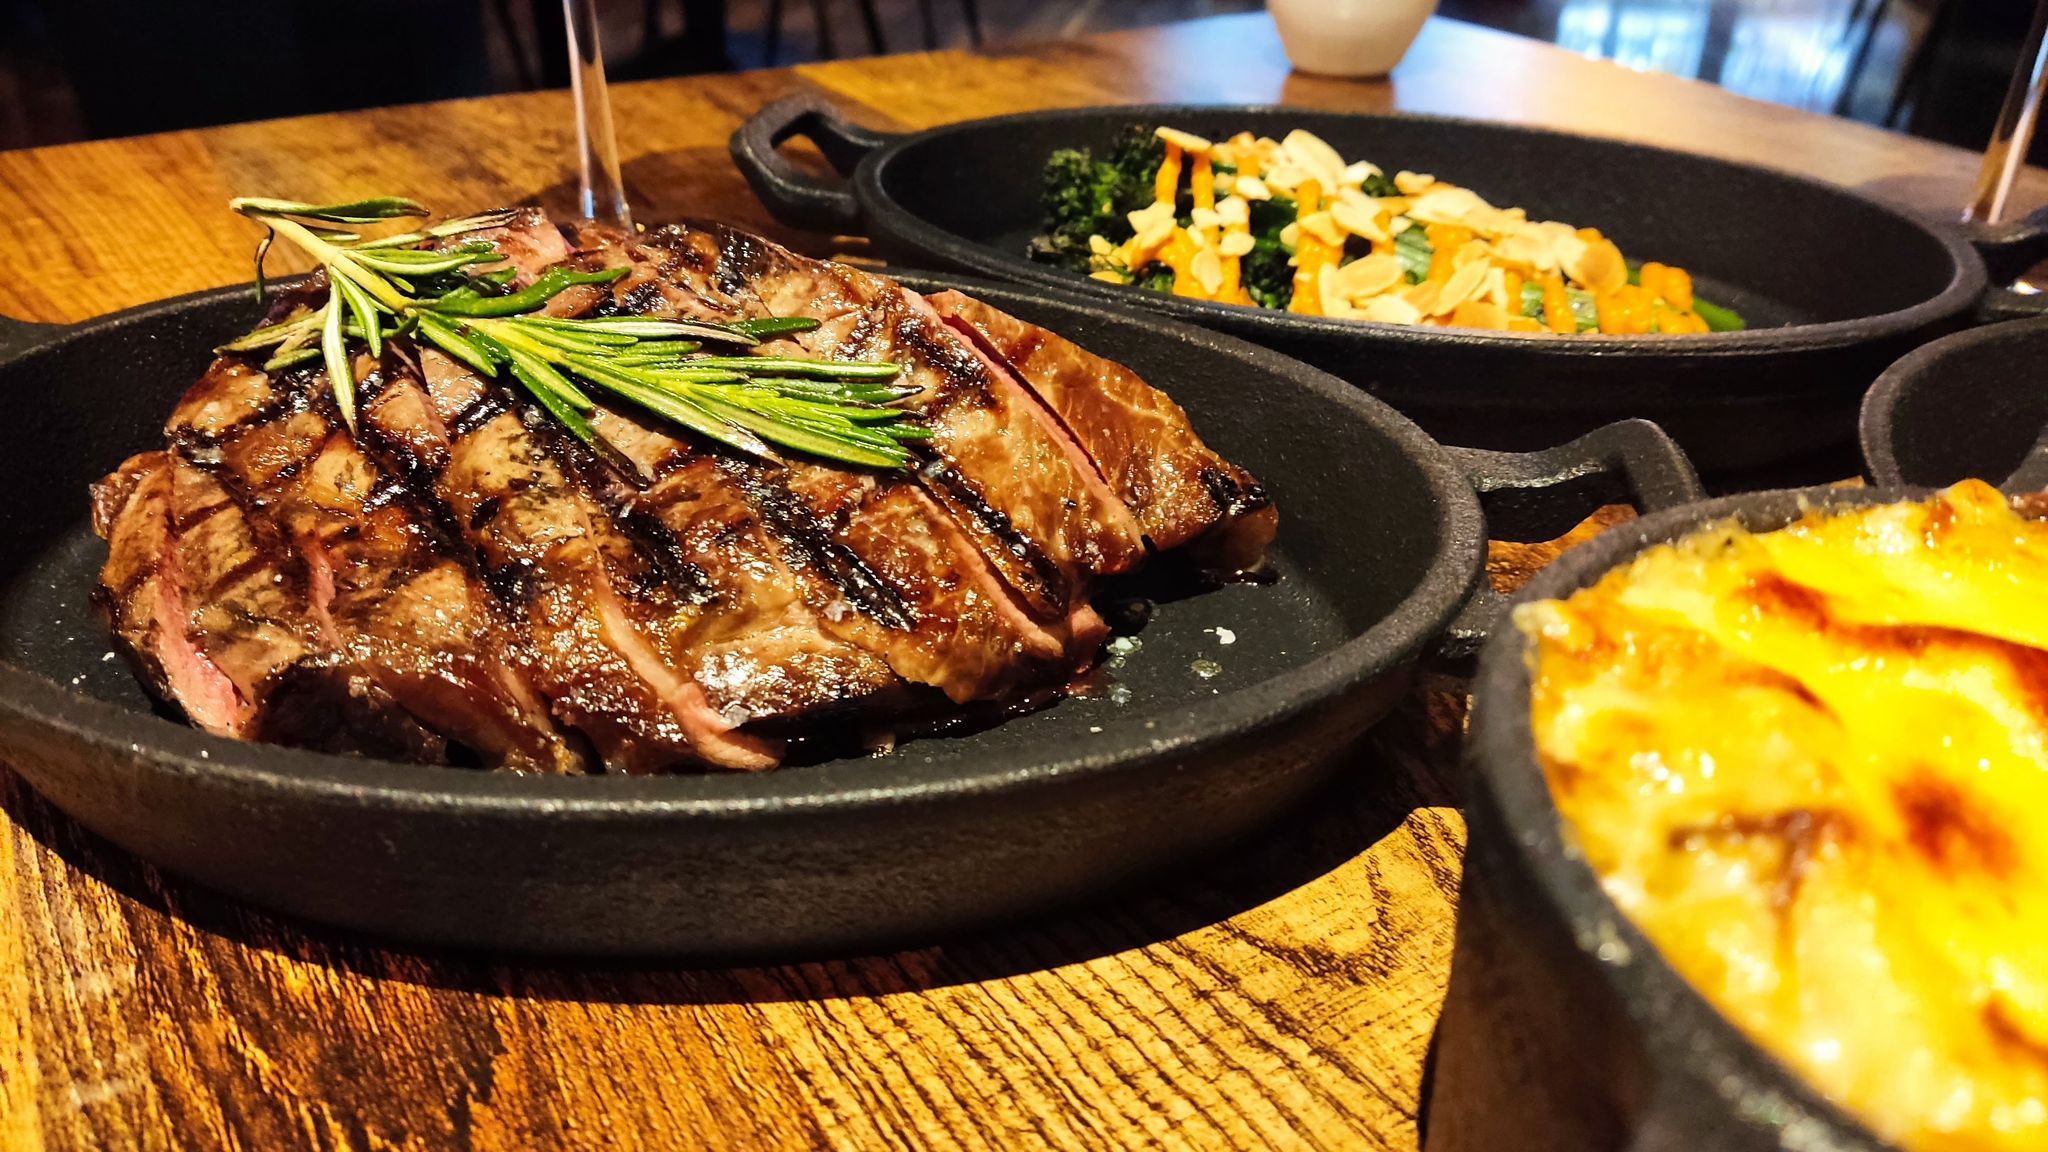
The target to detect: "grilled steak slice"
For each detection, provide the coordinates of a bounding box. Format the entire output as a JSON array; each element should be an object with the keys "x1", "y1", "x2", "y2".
[
  {"x1": 359, "y1": 347, "x2": 780, "y2": 772},
  {"x1": 576, "y1": 407, "x2": 913, "y2": 724},
  {"x1": 923, "y1": 291, "x2": 1279, "y2": 571},
  {"x1": 92, "y1": 452, "x2": 245, "y2": 736},
  {"x1": 537, "y1": 221, "x2": 1103, "y2": 698},
  {"x1": 547, "y1": 220, "x2": 1148, "y2": 617},
  {"x1": 165, "y1": 352, "x2": 588, "y2": 773}
]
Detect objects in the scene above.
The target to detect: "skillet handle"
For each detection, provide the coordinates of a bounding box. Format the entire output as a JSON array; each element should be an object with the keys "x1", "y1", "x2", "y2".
[
  {"x1": 1966, "y1": 203, "x2": 2048, "y2": 286},
  {"x1": 1432, "y1": 419, "x2": 1703, "y2": 666},
  {"x1": 0, "y1": 312, "x2": 65, "y2": 362},
  {"x1": 1974, "y1": 285, "x2": 2048, "y2": 324},
  {"x1": 730, "y1": 94, "x2": 897, "y2": 233}
]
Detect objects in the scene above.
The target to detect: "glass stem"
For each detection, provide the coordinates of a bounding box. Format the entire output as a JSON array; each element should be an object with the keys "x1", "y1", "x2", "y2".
[
  {"x1": 565, "y1": 0, "x2": 632, "y2": 229},
  {"x1": 1964, "y1": 0, "x2": 2048, "y2": 225}
]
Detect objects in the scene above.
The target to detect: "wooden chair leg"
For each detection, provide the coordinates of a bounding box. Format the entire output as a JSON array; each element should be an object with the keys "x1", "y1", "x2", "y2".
[
  {"x1": 917, "y1": 0, "x2": 939, "y2": 49},
  {"x1": 807, "y1": 0, "x2": 838, "y2": 59},
  {"x1": 765, "y1": 0, "x2": 784, "y2": 64},
  {"x1": 958, "y1": 0, "x2": 983, "y2": 46},
  {"x1": 489, "y1": 0, "x2": 541, "y2": 88},
  {"x1": 855, "y1": 0, "x2": 887, "y2": 54}
]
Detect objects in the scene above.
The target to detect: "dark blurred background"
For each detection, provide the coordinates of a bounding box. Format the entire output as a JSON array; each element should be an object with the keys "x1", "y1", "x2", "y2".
[{"x1": 0, "y1": 0, "x2": 2036, "y2": 159}]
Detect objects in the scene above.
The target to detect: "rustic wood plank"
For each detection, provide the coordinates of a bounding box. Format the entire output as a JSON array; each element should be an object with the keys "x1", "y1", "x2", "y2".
[{"x1": 0, "y1": 12, "x2": 2025, "y2": 1150}]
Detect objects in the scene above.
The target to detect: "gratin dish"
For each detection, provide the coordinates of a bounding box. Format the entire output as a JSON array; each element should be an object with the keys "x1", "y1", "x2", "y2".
[
  {"x1": 734, "y1": 97, "x2": 2048, "y2": 482},
  {"x1": 1861, "y1": 315, "x2": 2048, "y2": 489},
  {"x1": 1429, "y1": 484, "x2": 1952, "y2": 1152},
  {"x1": 0, "y1": 272, "x2": 1696, "y2": 958}
]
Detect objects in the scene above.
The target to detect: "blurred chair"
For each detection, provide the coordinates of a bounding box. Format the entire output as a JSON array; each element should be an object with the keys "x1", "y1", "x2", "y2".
[
  {"x1": 30, "y1": 0, "x2": 493, "y2": 138},
  {"x1": 761, "y1": 0, "x2": 982, "y2": 64}
]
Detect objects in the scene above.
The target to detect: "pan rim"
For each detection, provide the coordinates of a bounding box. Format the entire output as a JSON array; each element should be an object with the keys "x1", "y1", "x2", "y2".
[
  {"x1": 851, "y1": 103, "x2": 1985, "y2": 359},
  {"x1": 0, "y1": 272, "x2": 1485, "y2": 820}
]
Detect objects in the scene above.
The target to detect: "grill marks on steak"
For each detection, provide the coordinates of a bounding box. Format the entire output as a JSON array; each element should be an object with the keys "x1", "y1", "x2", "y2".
[
  {"x1": 93, "y1": 210, "x2": 1275, "y2": 772},
  {"x1": 924, "y1": 291, "x2": 1279, "y2": 571},
  {"x1": 360, "y1": 347, "x2": 780, "y2": 772}
]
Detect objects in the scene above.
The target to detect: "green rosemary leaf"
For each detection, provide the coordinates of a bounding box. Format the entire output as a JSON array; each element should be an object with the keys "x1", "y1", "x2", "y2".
[
  {"x1": 320, "y1": 296, "x2": 356, "y2": 432},
  {"x1": 726, "y1": 316, "x2": 823, "y2": 340},
  {"x1": 515, "y1": 369, "x2": 598, "y2": 444},
  {"x1": 332, "y1": 270, "x2": 384, "y2": 360},
  {"x1": 414, "y1": 312, "x2": 500, "y2": 377},
  {"x1": 681, "y1": 355, "x2": 906, "y2": 380},
  {"x1": 230, "y1": 196, "x2": 429, "y2": 224},
  {"x1": 502, "y1": 344, "x2": 596, "y2": 413},
  {"x1": 426, "y1": 266, "x2": 628, "y2": 317},
  {"x1": 264, "y1": 346, "x2": 321, "y2": 372},
  {"x1": 217, "y1": 309, "x2": 321, "y2": 352},
  {"x1": 531, "y1": 316, "x2": 757, "y2": 344},
  {"x1": 882, "y1": 422, "x2": 935, "y2": 441},
  {"x1": 588, "y1": 372, "x2": 778, "y2": 460}
]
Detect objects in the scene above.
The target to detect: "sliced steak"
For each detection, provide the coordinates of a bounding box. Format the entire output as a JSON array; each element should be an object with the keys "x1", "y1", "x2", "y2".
[
  {"x1": 359, "y1": 347, "x2": 779, "y2": 772},
  {"x1": 166, "y1": 351, "x2": 588, "y2": 773},
  {"x1": 923, "y1": 291, "x2": 1278, "y2": 571},
  {"x1": 92, "y1": 452, "x2": 245, "y2": 736}
]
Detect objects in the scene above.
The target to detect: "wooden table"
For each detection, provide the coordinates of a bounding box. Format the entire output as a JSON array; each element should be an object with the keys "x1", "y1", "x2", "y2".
[{"x1": 0, "y1": 14, "x2": 2032, "y2": 1150}]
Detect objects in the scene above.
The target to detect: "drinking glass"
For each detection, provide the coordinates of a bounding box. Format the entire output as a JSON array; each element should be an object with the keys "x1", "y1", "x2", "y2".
[{"x1": 564, "y1": 0, "x2": 632, "y2": 228}]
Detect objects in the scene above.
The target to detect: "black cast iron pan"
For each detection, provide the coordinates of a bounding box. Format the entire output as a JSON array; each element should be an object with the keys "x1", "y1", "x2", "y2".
[
  {"x1": 1428, "y1": 484, "x2": 1952, "y2": 1152},
  {"x1": 0, "y1": 272, "x2": 1698, "y2": 959},
  {"x1": 733, "y1": 96, "x2": 2048, "y2": 485},
  {"x1": 1861, "y1": 314, "x2": 2048, "y2": 490}
]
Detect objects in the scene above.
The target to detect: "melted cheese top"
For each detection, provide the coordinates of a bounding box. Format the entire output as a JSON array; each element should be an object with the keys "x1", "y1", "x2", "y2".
[{"x1": 1520, "y1": 480, "x2": 2048, "y2": 1152}]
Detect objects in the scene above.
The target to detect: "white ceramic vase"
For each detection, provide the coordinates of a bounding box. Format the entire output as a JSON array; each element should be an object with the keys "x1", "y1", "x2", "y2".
[{"x1": 1269, "y1": 0, "x2": 1439, "y2": 79}]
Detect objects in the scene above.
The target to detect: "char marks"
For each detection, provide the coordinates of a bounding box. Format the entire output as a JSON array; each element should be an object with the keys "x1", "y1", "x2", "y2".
[{"x1": 90, "y1": 210, "x2": 1275, "y2": 772}]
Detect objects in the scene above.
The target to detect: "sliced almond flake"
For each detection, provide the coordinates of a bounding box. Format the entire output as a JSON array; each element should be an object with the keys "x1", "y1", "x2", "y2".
[
  {"x1": 1481, "y1": 266, "x2": 1509, "y2": 306},
  {"x1": 1322, "y1": 296, "x2": 1364, "y2": 320},
  {"x1": 1407, "y1": 186, "x2": 1489, "y2": 227},
  {"x1": 1215, "y1": 195, "x2": 1251, "y2": 227},
  {"x1": 1219, "y1": 231, "x2": 1256, "y2": 257},
  {"x1": 1451, "y1": 238, "x2": 1493, "y2": 269},
  {"x1": 1452, "y1": 299, "x2": 1511, "y2": 330},
  {"x1": 1405, "y1": 279, "x2": 1444, "y2": 315},
  {"x1": 1327, "y1": 253, "x2": 1404, "y2": 300},
  {"x1": 1329, "y1": 199, "x2": 1389, "y2": 243},
  {"x1": 1261, "y1": 163, "x2": 1311, "y2": 194},
  {"x1": 1550, "y1": 232, "x2": 1590, "y2": 282},
  {"x1": 1394, "y1": 170, "x2": 1437, "y2": 195},
  {"x1": 1563, "y1": 236, "x2": 1627, "y2": 293},
  {"x1": 1389, "y1": 216, "x2": 1414, "y2": 235},
  {"x1": 1281, "y1": 129, "x2": 1347, "y2": 191},
  {"x1": 1127, "y1": 201, "x2": 1178, "y2": 252},
  {"x1": 1090, "y1": 269, "x2": 1126, "y2": 283},
  {"x1": 1437, "y1": 259, "x2": 1490, "y2": 314},
  {"x1": 1190, "y1": 207, "x2": 1224, "y2": 233},
  {"x1": 1214, "y1": 173, "x2": 1236, "y2": 196},
  {"x1": 1280, "y1": 221, "x2": 1301, "y2": 249},
  {"x1": 1155, "y1": 126, "x2": 1213, "y2": 153},
  {"x1": 1342, "y1": 159, "x2": 1384, "y2": 184},
  {"x1": 1192, "y1": 247, "x2": 1225, "y2": 296},
  {"x1": 1233, "y1": 175, "x2": 1273, "y2": 201},
  {"x1": 1359, "y1": 295, "x2": 1423, "y2": 325},
  {"x1": 1299, "y1": 211, "x2": 1346, "y2": 248},
  {"x1": 1318, "y1": 264, "x2": 1348, "y2": 313},
  {"x1": 1493, "y1": 230, "x2": 1554, "y2": 271},
  {"x1": 1088, "y1": 234, "x2": 1114, "y2": 256}
]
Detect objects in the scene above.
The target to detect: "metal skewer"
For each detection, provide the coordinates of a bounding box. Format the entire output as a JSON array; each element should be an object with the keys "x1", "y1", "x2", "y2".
[{"x1": 564, "y1": 0, "x2": 632, "y2": 229}]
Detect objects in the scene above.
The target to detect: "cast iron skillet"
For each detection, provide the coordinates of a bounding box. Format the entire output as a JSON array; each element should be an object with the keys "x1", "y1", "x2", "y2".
[
  {"x1": 1429, "y1": 485, "x2": 1940, "y2": 1152},
  {"x1": 1861, "y1": 315, "x2": 2048, "y2": 489},
  {"x1": 0, "y1": 272, "x2": 1698, "y2": 959},
  {"x1": 732, "y1": 96, "x2": 2048, "y2": 484}
]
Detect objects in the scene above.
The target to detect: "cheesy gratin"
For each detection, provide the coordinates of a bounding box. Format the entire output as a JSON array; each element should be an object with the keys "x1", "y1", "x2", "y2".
[{"x1": 1519, "y1": 480, "x2": 2048, "y2": 1152}]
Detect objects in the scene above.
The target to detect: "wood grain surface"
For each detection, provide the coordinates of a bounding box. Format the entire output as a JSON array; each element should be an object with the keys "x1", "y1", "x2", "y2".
[{"x1": 0, "y1": 14, "x2": 2027, "y2": 1150}]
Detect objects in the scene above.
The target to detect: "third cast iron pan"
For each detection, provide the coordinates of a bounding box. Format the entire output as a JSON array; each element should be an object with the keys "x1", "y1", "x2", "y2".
[
  {"x1": 0, "y1": 269, "x2": 1697, "y2": 959},
  {"x1": 1861, "y1": 314, "x2": 2048, "y2": 490},
  {"x1": 1432, "y1": 483, "x2": 1950, "y2": 1152},
  {"x1": 734, "y1": 96, "x2": 2048, "y2": 485}
]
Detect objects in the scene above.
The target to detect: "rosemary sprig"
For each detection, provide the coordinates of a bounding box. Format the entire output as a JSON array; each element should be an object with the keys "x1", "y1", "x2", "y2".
[{"x1": 227, "y1": 195, "x2": 921, "y2": 467}]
